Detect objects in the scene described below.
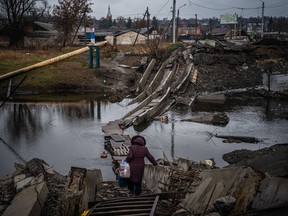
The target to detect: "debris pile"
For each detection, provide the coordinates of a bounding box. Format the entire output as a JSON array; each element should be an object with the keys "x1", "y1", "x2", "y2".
[{"x1": 0, "y1": 159, "x2": 102, "y2": 216}]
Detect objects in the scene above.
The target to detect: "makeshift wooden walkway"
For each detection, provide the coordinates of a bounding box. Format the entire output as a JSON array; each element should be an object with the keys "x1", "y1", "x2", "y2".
[{"x1": 102, "y1": 120, "x2": 131, "y2": 164}]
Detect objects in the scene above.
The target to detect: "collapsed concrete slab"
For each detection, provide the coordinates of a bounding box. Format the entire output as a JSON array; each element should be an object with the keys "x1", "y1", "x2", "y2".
[
  {"x1": 181, "y1": 113, "x2": 229, "y2": 126},
  {"x1": 225, "y1": 147, "x2": 288, "y2": 177},
  {"x1": 142, "y1": 159, "x2": 288, "y2": 215},
  {"x1": 263, "y1": 73, "x2": 288, "y2": 92},
  {"x1": 2, "y1": 181, "x2": 48, "y2": 216},
  {"x1": 179, "y1": 167, "x2": 262, "y2": 215},
  {"x1": 197, "y1": 94, "x2": 226, "y2": 104},
  {"x1": 252, "y1": 175, "x2": 288, "y2": 210}
]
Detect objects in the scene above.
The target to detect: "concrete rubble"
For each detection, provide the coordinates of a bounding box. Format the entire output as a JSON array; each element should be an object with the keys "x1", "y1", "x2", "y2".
[
  {"x1": 0, "y1": 159, "x2": 102, "y2": 216},
  {"x1": 0, "y1": 145, "x2": 288, "y2": 215}
]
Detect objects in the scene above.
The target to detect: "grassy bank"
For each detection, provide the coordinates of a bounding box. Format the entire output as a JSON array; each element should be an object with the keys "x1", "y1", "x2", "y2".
[
  {"x1": 0, "y1": 43, "x2": 176, "y2": 101},
  {"x1": 0, "y1": 46, "x2": 111, "y2": 98}
]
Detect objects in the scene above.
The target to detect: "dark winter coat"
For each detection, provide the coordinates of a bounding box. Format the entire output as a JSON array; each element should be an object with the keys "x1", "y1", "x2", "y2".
[{"x1": 125, "y1": 135, "x2": 157, "y2": 183}]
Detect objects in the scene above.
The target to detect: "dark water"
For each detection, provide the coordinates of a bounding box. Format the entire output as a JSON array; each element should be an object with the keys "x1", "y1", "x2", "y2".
[{"x1": 1, "y1": 97, "x2": 288, "y2": 180}]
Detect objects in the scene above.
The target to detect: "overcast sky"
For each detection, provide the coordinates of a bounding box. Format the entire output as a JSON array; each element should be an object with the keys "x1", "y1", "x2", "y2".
[{"x1": 50, "y1": 0, "x2": 288, "y2": 20}]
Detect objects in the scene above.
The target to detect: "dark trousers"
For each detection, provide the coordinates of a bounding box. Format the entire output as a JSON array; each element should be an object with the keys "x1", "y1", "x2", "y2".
[{"x1": 128, "y1": 181, "x2": 142, "y2": 196}]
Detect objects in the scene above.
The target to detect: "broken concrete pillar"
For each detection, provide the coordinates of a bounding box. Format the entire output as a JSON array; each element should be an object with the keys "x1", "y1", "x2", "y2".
[
  {"x1": 2, "y1": 182, "x2": 49, "y2": 216},
  {"x1": 137, "y1": 59, "x2": 156, "y2": 93}
]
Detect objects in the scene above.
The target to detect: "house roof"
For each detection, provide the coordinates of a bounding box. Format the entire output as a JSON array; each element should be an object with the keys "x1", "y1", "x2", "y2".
[
  {"x1": 208, "y1": 27, "x2": 230, "y2": 36},
  {"x1": 34, "y1": 21, "x2": 56, "y2": 32},
  {"x1": 114, "y1": 30, "x2": 146, "y2": 37},
  {"x1": 139, "y1": 27, "x2": 155, "y2": 35}
]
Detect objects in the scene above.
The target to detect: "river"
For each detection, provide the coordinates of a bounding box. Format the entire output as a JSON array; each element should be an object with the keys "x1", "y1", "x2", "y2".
[{"x1": 1, "y1": 96, "x2": 288, "y2": 180}]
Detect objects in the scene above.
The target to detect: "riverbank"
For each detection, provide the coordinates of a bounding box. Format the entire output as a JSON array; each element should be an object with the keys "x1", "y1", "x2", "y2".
[{"x1": 0, "y1": 45, "x2": 146, "y2": 102}]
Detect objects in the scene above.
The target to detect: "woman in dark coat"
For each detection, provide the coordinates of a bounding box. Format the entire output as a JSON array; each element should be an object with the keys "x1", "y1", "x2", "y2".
[{"x1": 125, "y1": 135, "x2": 157, "y2": 196}]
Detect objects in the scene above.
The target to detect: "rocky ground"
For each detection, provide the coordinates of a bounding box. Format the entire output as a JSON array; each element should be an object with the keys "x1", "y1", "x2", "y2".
[
  {"x1": 223, "y1": 143, "x2": 288, "y2": 165},
  {"x1": 1, "y1": 143, "x2": 287, "y2": 216}
]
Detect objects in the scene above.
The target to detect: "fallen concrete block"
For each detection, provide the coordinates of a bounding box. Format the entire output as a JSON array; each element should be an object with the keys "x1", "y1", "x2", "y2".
[
  {"x1": 3, "y1": 181, "x2": 49, "y2": 216},
  {"x1": 197, "y1": 94, "x2": 226, "y2": 104},
  {"x1": 13, "y1": 174, "x2": 26, "y2": 184},
  {"x1": 15, "y1": 177, "x2": 34, "y2": 192}
]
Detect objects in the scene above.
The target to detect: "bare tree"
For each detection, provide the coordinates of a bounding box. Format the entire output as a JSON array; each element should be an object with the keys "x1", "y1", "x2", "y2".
[
  {"x1": 52, "y1": 0, "x2": 92, "y2": 47},
  {"x1": 0, "y1": 0, "x2": 48, "y2": 47}
]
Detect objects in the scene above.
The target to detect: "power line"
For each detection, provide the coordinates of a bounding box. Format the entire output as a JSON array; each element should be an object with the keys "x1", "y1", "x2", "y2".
[
  {"x1": 266, "y1": 2, "x2": 288, "y2": 8},
  {"x1": 245, "y1": 9, "x2": 259, "y2": 17},
  {"x1": 156, "y1": 0, "x2": 171, "y2": 17},
  {"x1": 266, "y1": 0, "x2": 287, "y2": 8},
  {"x1": 187, "y1": 0, "x2": 261, "y2": 11}
]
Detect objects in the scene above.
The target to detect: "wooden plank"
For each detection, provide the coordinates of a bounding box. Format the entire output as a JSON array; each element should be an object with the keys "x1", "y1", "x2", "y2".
[
  {"x1": 112, "y1": 156, "x2": 127, "y2": 161},
  {"x1": 82, "y1": 169, "x2": 103, "y2": 211},
  {"x1": 150, "y1": 195, "x2": 159, "y2": 216},
  {"x1": 123, "y1": 139, "x2": 131, "y2": 147},
  {"x1": 110, "y1": 140, "x2": 123, "y2": 148},
  {"x1": 110, "y1": 133, "x2": 125, "y2": 142}
]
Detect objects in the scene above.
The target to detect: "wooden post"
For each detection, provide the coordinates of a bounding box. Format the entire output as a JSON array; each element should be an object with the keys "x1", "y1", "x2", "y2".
[
  {"x1": 89, "y1": 46, "x2": 100, "y2": 68},
  {"x1": 89, "y1": 46, "x2": 93, "y2": 68},
  {"x1": 96, "y1": 46, "x2": 100, "y2": 68}
]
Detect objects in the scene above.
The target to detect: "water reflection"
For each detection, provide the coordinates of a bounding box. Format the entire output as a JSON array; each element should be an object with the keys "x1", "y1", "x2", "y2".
[
  {"x1": 4, "y1": 103, "x2": 45, "y2": 144},
  {"x1": 0, "y1": 99, "x2": 136, "y2": 179},
  {"x1": 0, "y1": 97, "x2": 287, "y2": 179}
]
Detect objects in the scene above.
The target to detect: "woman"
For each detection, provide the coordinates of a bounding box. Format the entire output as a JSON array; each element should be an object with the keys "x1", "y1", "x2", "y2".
[{"x1": 125, "y1": 135, "x2": 157, "y2": 196}]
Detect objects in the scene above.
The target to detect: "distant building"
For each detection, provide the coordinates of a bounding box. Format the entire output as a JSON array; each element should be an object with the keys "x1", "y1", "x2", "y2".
[
  {"x1": 224, "y1": 30, "x2": 248, "y2": 41},
  {"x1": 24, "y1": 21, "x2": 58, "y2": 48},
  {"x1": 139, "y1": 27, "x2": 160, "y2": 40},
  {"x1": 206, "y1": 27, "x2": 230, "y2": 40},
  {"x1": 178, "y1": 27, "x2": 202, "y2": 40},
  {"x1": 107, "y1": 5, "x2": 112, "y2": 20},
  {"x1": 105, "y1": 30, "x2": 147, "y2": 45}
]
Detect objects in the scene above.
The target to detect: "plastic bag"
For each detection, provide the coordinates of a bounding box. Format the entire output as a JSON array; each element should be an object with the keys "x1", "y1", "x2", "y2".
[
  {"x1": 118, "y1": 175, "x2": 129, "y2": 187},
  {"x1": 119, "y1": 159, "x2": 130, "y2": 178}
]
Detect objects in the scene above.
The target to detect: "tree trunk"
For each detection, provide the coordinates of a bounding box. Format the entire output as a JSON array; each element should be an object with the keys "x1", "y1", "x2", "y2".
[{"x1": 9, "y1": 25, "x2": 24, "y2": 47}]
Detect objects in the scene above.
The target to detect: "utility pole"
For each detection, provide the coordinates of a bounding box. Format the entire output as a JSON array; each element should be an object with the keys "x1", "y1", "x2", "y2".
[
  {"x1": 177, "y1": 9, "x2": 179, "y2": 41},
  {"x1": 209, "y1": 18, "x2": 212, "y2": 38},
  {"x1": 177, "y1": 4, "x2": 186, "y2": 42},
  {"x1": 133, "y1": 8, "x2": 148, "y2": 46},
  {"x1": 172, "y1": 0, "x2": 176, "y2": 43},
  {"x1": 195, "y1": 14, "x2": 198, "y2": 38},
  {"x1": 261, "y1": 1, "x2": 265, "y2": 39},
  {"x1": 147, "y1": 7, "x2": 150, "y2": 42}
]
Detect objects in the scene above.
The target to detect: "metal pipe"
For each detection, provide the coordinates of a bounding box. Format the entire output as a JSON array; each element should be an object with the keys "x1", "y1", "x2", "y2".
[{"x1": 0, "y1": 41, "x2": 106, "y2": 82}]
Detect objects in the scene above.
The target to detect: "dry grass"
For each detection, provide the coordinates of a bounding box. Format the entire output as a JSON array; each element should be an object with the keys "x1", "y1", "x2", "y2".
[
  {"x1": 0, "y1": 47, "x2": 80, "y2": 75},
  {"x1": 0, "y1": 46, "x2": 101, "y2": 95}
]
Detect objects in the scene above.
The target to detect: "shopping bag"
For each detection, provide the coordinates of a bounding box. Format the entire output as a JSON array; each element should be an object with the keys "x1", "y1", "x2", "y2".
[
  {"x1": 119, "y1": 160, "x2": 130, "y2": 178},
  {"x1": 118, "y1": 175, "x2": 129, "y2": 187}
]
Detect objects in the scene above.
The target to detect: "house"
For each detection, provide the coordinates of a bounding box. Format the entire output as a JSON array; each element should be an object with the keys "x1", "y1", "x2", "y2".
[
  {"x1": 178, "y1": 27, "x2": 202, "y2": 40},
  {"x1": 224, "y1": 29, "x2": 249, "y2": 41},
  {"x1": 206, "y1": 27, "x2": 230, "y2": 40},
  {"x1": 105, "y1": 30, "x2": 147, "y2": 45},
  {"x1": 24, "y1": 21, "x2": 58, "y2": 48},
  {"x1": 139, "y1": 27, "x2": 160, "y2": 40}
]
